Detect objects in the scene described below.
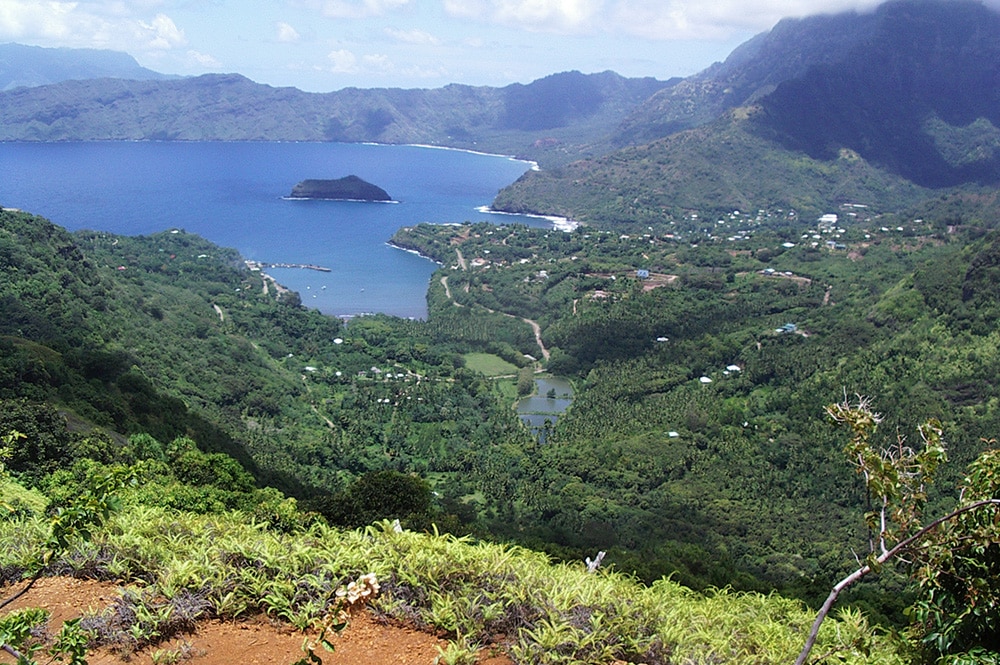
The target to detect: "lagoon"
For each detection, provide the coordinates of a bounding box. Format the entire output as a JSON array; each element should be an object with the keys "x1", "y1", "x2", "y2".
[{"x1": 0, "y1": 141, "x2": 552, "y2": 319}]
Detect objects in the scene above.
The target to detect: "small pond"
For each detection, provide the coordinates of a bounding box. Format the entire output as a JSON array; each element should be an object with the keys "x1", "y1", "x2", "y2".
[{"x1": 516, "y1": 376, "x2": 574, "y2": 440}]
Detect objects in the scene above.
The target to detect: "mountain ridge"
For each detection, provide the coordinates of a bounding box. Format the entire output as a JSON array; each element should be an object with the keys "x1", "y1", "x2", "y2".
[
  {"x1": 496, "y1": 0, "x2": 1000, "y2": 223},
  {"x1": 0, "y1": 67, "x2": 670, "y2": 166},
  {"x1": 7, "y1": 1, "x2": 996, "y2": 220}
]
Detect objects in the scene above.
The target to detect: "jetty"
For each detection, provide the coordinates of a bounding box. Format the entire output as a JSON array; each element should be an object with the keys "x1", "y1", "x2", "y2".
[{"x1": 245, "y1": 260, "x2": 331, "y2": 272}]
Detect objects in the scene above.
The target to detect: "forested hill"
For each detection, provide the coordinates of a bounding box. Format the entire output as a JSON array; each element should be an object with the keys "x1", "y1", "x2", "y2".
[
  {"x1": 0, "y1": 69, "x2": 670, "y2": 166},
  {"x1": 495, "y1": 0, "x2": 1000, "y2": 223},
  {"x1": 0, "y1": 217, "x2": 919, "y2": 665},
  {"x1": 0, "y1": 208, "x2": 534, "y2": 502},
  {"x1": 394, "y1": 190, "x2": 1000, "y2": 593}
]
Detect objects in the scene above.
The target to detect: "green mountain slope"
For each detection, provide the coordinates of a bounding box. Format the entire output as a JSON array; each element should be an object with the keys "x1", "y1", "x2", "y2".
[
  {"x1": 0, "y1": 505, "x2": 908, "y2": 664},
  {"x1": 756, "y1": 0, "x2": 1000, "y2": 187},
  {"x1": 0, "y1": 208, "x2": 535, "y2": 501},
  {"x1": 0, "y1": 208, "x2": 923, "y2": 664},
  {"x1": 613, "y1": 8, "x2": 877, "y2": 145},
  {"x1": 6, "y1": 187, "x2": 1000, "y2": 656},
  {"x1": 497, "y1": 0, "x2": 1000, "y2": 223},
  {"x1": 495, "y1": 109, "x2": 929, "y2": 224},
  {"x1": 392, "y1": 190, "x2": 1000, "y2": 624}
]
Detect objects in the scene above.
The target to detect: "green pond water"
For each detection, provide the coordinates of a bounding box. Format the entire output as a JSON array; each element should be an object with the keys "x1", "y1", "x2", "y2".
[{"x1": 516, "y1": 376, "x2": 573, "y2": 438}]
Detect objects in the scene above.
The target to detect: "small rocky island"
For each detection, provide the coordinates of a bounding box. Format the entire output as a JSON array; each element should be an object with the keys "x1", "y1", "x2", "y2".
[{"x1": 288, "y1": 175, "x2": 392, "y2": 201}]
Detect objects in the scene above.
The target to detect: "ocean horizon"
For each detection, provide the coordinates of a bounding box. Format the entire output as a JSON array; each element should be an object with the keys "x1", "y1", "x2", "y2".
[{"x1": 0, "y1": 141, "x2": 560, "y2": 319}]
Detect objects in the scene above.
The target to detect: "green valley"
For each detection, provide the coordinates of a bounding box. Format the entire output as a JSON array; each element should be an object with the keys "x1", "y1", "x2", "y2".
[{"x1": 5, "y1": 181, "x2": 1000, "y2": 661}]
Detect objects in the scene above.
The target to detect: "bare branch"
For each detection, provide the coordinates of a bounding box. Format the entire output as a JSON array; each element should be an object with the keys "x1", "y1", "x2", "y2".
[{"x1": 794, "y1": 498, "x2": 1000, "y2": 665}]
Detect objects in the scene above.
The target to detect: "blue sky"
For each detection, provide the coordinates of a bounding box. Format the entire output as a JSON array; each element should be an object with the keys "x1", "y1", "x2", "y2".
[{"x1": 1, "y1": 0, "x2": 898, "y2": 92}]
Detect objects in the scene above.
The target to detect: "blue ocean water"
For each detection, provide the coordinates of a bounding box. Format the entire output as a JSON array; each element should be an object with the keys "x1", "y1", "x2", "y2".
[{"x1": 0, "y1": 142, "x2": 549, "y2": 319}]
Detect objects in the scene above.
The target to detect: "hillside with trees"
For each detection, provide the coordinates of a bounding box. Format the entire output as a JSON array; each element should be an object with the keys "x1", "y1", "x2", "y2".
[
  {"x1": 392, "y1": 190, "x2": 1000, "y2": 629},
  {"x1": 0, "y1": 208, "x2": 537, "y2": 507}
]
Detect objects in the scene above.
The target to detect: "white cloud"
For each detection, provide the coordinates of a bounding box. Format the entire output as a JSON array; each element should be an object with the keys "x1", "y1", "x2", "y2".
[
  {"x1": 138, "y1": 13, "x2": 185, "y2": 49},
  {"x1": 444, "y1": 0, "x2": 603, "y2": 32},
  {"x1": 295, "y1": 0, "x2": 412, "y2": 19},
  {"x1": 276, "y1": 21, "x2": 301, "y2": 42},
  {"x1": 186, "y1": 49, "x2": 221, "y2": 68},
  {"x1": 443, "y1": 0, "x2": 887, "y2": 37},
  {"x1": 327, "y1": 48, "x2": 358, "y2": 72},
  {"x1": 384, "y1": 27, "x2": 439, "y2": 45},
  {"x1": 609, "y1": 0, "x2": 883, "y2": 38},
  {"x1": 326, "y1": 49, "x2": 398, "y2": 74},
  {"x1": 362, "y1": 53, "x2": 393, "y2": 70},
  {"x1": 0, "y1": 1, "x2": 89, "y2": 41},
  {"x1": 0, "y1": 1, "x2": 188, "y2": 51}
]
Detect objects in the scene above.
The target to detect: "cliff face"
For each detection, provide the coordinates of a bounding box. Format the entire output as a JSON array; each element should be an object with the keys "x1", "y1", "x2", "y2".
[{"x1": 289, "y1": 176, "x2": 391, "y2": 201}]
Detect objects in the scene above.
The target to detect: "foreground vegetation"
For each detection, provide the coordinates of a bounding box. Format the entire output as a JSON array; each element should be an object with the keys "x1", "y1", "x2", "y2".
[{"x1": 0, "y1": 456, "x2": 905, "y2": 665}]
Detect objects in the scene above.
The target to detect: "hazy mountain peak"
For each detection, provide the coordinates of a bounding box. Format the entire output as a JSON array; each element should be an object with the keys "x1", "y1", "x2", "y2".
[
  {"x1": 615, "y1": 0, "x2": 1000, "y2": 147},
  {"x1": 497, "y1": 0, "x2": 1000, "y2": 223},
  {"x1": 0, "y1": 42, "x2": 174, "y2": 91}
]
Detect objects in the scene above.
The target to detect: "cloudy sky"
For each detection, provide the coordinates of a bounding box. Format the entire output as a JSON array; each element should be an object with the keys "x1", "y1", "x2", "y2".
[{"x1": 1, "y1": 0, "x2": 892, "y2": 92}]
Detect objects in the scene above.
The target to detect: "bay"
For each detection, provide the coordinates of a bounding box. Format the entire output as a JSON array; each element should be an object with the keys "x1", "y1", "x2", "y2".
[{"x1": 0, "y1": 141, "x2": 552, "y2": 319}]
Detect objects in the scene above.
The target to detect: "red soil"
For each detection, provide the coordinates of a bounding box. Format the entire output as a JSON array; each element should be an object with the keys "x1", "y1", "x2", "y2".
[{"x1": 0, "y1": 578, "x2": 513, "y2": 665}]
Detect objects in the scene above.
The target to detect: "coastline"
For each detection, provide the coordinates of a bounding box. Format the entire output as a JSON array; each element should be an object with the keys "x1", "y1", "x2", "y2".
[
  {"x1": 474, "y1": 205, "x2": 579, "y2": 231},
  {"x1": 5, "y1": 140, "x2": 534, "y2": 321},
  {"x1": 399, "y1": 142, "x2": 539, "y2": 171},
  {"x1": 281, "y1": 196, "x2": 399, "y2": 204},
  {"x1": 385, "y1": 240, "x2": 443, "y2": 265},
  {"x1": 3, "y1": 138, "x2": 540, "y2": 171}
]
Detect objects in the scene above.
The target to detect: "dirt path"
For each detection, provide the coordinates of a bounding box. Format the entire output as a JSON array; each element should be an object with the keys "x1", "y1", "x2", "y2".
[
  {"x1": 0, "y1": 577, "x2": 511, "y2": 665},
  {"x1": 445, "y1": 252, "x2": 548, "y2": 361},
  {"x1": 441, "y1": 275, "x2": 457, "y2": 303},
  {"x1": 523, "y1": 317, "x2": 550, "y2": 361},
  {"x1": 261, "y1": 272, "x2": 290, "y2": 298}
]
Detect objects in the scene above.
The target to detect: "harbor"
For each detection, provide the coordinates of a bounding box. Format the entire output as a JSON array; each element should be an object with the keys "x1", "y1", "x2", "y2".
[{"x1": 245, "y1": 260, "x2": 331, "y2": 272}]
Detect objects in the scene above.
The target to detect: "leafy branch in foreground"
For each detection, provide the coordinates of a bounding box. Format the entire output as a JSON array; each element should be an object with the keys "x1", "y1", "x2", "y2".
[{"x1": 795, "y1": 397, "x2": 1000, "y2": 665}]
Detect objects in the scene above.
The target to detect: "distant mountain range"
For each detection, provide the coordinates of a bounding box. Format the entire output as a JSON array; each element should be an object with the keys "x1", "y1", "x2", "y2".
[
  {"x1": 4, "y1": 0, "x2": 1000, "y2": 222},
  {"x1": 0, "y1": 66, "x2": 670, "y2": 166},
  {"x1": 0, "y1": 42, "x2": 174, "y2": 91}
]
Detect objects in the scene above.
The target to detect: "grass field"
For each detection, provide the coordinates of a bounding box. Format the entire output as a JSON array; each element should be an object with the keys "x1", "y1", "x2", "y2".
[{"x1": 463, "y1": 352, "x2": 519, "y2": 377}]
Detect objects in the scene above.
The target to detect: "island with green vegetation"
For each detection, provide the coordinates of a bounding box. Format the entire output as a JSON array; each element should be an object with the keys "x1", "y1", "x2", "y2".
[{"x1": 288, "y1": 175, "x2": 392, "y2": 201}]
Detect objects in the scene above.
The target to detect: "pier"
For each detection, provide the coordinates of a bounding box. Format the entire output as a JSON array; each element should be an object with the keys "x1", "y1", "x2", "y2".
[{"x1": 245, "y1": 260, "x2": 331, "y2": 272}]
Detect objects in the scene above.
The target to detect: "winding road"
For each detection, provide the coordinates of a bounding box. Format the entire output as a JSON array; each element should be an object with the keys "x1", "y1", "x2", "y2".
[{"x1": 444, "y1": 247, "x2": 550, "y2": 362}]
